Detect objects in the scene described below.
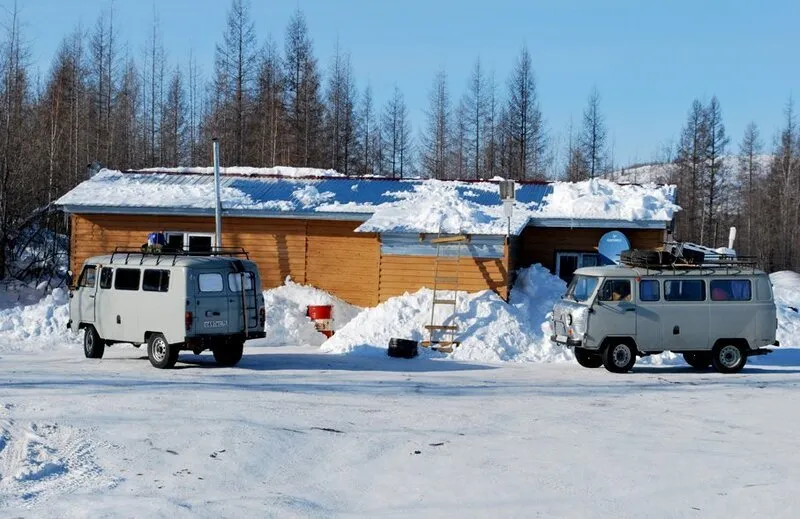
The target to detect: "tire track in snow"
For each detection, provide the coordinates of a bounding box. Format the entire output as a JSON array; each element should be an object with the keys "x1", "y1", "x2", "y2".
[{"x1": 0, "y1": 404, "x2": 113, "y2": 509}]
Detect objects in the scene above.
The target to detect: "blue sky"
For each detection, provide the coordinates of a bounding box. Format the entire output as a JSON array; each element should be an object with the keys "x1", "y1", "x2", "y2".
[{"x1": 14, "y1": 0, "x2": 800, "y2": 168}]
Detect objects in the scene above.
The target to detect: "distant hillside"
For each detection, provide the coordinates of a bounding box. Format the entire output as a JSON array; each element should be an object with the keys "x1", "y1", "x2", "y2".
[{"x1": 606, "y1": 155, "x2": 773, "y2": 184}]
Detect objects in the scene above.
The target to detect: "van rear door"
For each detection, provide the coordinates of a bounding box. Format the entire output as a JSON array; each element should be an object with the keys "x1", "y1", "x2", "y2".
[
  {"x1": 228, "y1": 271, "x2": 258, "y2": 334},
  {"x1": 194, "y1": 271, "x2": 230, "y2": 335}
]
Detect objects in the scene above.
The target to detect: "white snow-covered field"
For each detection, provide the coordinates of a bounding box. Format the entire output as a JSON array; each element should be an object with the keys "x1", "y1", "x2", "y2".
[
  {"x1": 1, "y1": 269, "x2": 800, "y2": 517},
  {"x1": 3, "y1": 344, "x2": 800, "y2": 518}
]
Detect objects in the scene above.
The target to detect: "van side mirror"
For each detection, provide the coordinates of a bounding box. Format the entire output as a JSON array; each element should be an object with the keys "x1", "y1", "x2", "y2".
[{"x1": 66, "y1": 270, "x2": 75, "y2": 290}]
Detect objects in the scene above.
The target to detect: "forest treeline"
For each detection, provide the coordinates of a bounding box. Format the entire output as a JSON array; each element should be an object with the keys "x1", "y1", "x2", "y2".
[{"x1": 0, "y1": 0, "x2": 796, "y2": 278}]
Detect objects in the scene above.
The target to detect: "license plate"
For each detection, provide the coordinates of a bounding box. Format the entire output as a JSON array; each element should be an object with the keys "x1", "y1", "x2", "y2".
[{"x1": 203, "y1": 320, "x2": 228, "y2": 329}]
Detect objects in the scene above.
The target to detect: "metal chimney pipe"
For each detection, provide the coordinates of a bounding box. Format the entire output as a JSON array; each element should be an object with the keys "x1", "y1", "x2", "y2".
[{"x1": 212, "y1": 139, "x2": 223, "y2": 251}]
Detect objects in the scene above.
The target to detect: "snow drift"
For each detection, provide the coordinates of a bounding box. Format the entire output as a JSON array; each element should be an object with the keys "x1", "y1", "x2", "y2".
[
  {"x1": 254, "y1": 277, "x2": 360, "y2": 348},
  {"x1": 321, "y1": 265, "x2": 574, "y2": 363},
  {"x1": 771, "y1": 271, "x2": 800, "y2": 348},
  {"x1": 0, "y1": 285, "x2": 77, "y2": 350}
]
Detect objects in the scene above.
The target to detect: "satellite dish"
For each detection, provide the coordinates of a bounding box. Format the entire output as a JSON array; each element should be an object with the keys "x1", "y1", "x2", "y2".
[{"x1": 598, "y1": 231, "x2": 631, "y2": 265}]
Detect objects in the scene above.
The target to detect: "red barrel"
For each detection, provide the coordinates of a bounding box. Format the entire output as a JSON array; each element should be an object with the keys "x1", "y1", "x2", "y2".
[{"x1": 307, "y1": 305, "x2": 334, "y2": 338}]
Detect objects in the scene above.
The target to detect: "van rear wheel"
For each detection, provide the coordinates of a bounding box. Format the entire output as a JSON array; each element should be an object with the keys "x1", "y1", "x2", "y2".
[
  {"x1": 83, "y1": 325, "x2": 104, "y2": 359},
  {"x1": 683, "y1": 352, "x2": 712, "y2": 370},
  {"x1": 602, "y1": 341, "x2": 637, "y2": 373},
  {"x1": 711, "y1": 343, "x2": 747, "y2": 374},
  {"x1": 213, "y1": 341, "x2": 244, "y2": 367},
  {"x1": 575, "y1": 347, "x2": 603, "y2": 368},
  {"x1": 148, "y1": 333, "x2": 179, "y2": 369}
]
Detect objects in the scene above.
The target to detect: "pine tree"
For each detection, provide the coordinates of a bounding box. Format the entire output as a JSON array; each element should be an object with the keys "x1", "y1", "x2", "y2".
[
  {"x1": 382, "y1": 86, "x2": 412, "y2": 179},
  {"x1": 462, "y1": 58, "x2": 487, "y2": 179},
  {"x1": 674, "y1": 100, "x2": 708, "y2": 243},
  {"x1": 580, "y1": 87, "x2": 607, "y2": 179},
  {"x1": 702, "y1": 96, "x2": 729, "y2": 245},
  {"x1": 505, "y1": 45, "x2": 546, "y2": 180},
  {"x1": 421, "y1": 69, "x2": 450, "y2": 179},
  {"x1": 254, "y1": 38, "x2": 284, "y2": 167},
  {"x1": 213, "y1": 0, "x2": 257, "y2": 165},
  {"x1": 284, "y1": 9, "x2": 324, "y2": 167},
  {"x1": 737, "y1": 122, "x2": 762, "y2": 258}
]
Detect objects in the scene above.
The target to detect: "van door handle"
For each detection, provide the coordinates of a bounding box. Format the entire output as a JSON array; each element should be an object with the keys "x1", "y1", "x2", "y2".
[
  {"x1": 116, "y1": 315, "x2": 121, "y2": 324},
  {"x1": 623, "y1": 307, "x2": 636, "y2": 312},
  {"x1": 206, "y1": 311, "x2": 221, "y2": 317},
  {"x1": 673, "y1": 326, "x2": 680, "y2": 335}
]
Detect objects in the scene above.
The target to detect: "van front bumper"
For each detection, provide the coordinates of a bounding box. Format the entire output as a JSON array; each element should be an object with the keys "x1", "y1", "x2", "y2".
[{"x1": 550, "y1": 334, "x2": 582, "y2": 348}]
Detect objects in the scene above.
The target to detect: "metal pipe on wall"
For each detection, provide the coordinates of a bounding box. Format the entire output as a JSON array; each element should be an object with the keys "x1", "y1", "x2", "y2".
[{"x1": 212, "y1": 139, "x2": 223, "y2": 251}]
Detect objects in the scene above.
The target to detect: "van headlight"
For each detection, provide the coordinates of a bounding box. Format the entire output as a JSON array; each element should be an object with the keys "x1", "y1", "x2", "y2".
[{"x1": 567, "y1": 314, "x2": 573, "y2": 326}]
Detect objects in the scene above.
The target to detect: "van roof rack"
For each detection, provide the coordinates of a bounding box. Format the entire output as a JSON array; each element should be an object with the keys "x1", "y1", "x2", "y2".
[
  {"x1": 110, "y1": 247, "x2": 250, "y2": 266},
  {"x1": 620, "y1": 252, "x2": 759, "y2": 274}
]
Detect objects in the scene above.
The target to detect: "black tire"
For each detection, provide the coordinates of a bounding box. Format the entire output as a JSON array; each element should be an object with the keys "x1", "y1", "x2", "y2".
[
  {"x1": 213, "y1": 340, "x2": 244, "y2": 367},
  {"x1": 388, "y1": 338, "x2": 418, "y2": 359},
  {"x1": 602, "y1": 341, "x2": 637, "y2": 373},
  {"x1": 83, "y1": 325, "x2": 105, "y2": 359},
  {"x1": 683, "y1": 352, "x2": 712, "y2": 370},
  {"x1": 148, "y1": 333, "x2": 179, "y2": 369},
  {"x1": 574, "y1": 347, "x2": 603, "y2": 368},
  {"x1": 711, "y1": 343, "x2": 747, "y2": 374}
]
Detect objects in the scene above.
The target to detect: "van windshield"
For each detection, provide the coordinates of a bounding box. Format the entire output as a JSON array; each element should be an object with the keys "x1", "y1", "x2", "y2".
[{"x1": 565, "y1": 275, "x2": 599, "y2": 303}]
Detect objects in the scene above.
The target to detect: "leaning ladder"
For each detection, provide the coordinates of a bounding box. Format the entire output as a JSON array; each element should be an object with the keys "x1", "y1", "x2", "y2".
[{"x1": 422, "y1": 232, "x2": 468, "y2": 353}]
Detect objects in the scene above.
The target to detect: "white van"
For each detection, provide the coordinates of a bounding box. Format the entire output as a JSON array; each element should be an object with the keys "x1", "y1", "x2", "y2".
[
  {"x1": 551, "y1": 264, "x2": 779, "y2": 373},
  {"x1": 68, "y1": 250, "x2": 266, "y2": 369}
]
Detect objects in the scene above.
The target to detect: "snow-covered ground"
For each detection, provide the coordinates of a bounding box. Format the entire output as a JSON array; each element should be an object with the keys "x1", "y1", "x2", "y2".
[{"x1": 1, "y1": 270, "x2": 799, "y2": 517}]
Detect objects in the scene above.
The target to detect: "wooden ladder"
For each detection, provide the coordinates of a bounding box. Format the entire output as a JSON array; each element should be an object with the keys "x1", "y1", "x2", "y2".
[{"x1": 422, "y1": 232, "x2": 469, "y2": 353}]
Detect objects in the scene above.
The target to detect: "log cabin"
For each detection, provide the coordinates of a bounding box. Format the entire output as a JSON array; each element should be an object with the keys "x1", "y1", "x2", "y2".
[{"x1": 56, "y1": 168, "x2": 676, "y2": 307}]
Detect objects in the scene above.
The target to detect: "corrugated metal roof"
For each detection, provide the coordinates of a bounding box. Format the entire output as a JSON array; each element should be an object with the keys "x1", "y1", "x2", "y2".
[
  {"x1": 55, "y1": 170, "x2": 673, "y2": 231},
  {"x1": 59, "y1": 171, "x2": 554, "y2": 213}
]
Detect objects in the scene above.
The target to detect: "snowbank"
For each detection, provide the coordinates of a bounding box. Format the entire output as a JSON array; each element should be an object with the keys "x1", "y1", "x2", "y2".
[
  {"x1": 771, "y1": 271, "x2": 800, "y2": 348},
  {"x1": 0, "y1": 286, "x2": 77, "y2": 350},
  {"x1": 321, "y1": 265, "x2": 574, "y2": 363},
  {"x1": 254, "y1": 278, "x2": 360, "y2": 348},
  {"x1": 355, "y1": 180, "x2": 530, "y2": 235},
  {"x1": 531, "y1": 178, "x2": 679, "y2": 222}
]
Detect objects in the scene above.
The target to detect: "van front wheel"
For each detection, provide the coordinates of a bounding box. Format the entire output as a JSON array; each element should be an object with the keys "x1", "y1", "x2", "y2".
[
  {"x1": 213, "y1": 341, "x2": 244, "y2": 367},
  {"x1": 711, "y1": 343, "x2": 747, "y2": 374},
  {"x1": 575, "y1": 347, "x2": 603, "y2": 368},
  {"x1": 148, "y1": 333, "x2": 179, "y2": 369},
  {"x1": 83, "y1": 325, "x2": 104, "y2": 359},
  {"x1": 602, "y1": 341, "x2": 637, "y2": 373}
]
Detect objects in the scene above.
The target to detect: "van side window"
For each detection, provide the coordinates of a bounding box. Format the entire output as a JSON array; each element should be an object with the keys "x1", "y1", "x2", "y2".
[
  {"x1": 710, "y1": 279, "x2": 751, "y2": 301},
  {"x1": 198, "y1": 273, "x2": 224, "y2": 292},
  {"x1": 114, "y1": 268, "x2": 141, "y2": 291},
  {"x1": 142, "y1": 269, "x2": 170, "y2": 292},
  {"x1": 228, "y1": 272, "x2": 254, "y2": 292},
  {"x1": 599, "y1": 280, "x2": 631, "y2": 302},
  {"x1": 756, "y1": 277, "x2": 772, "y2": 301},
  {"x1": 639, "y1": 280, "x2": 660, "y2": 301},
  {"x1": 99, "y1": 267, "x2": 113, "y2": 289},
  {"x1": 664, "y1": 280, "x2": 705, "y2": 301},
  {"x1": 78, "y1": 265, "x2": 97, "y2": 288}
]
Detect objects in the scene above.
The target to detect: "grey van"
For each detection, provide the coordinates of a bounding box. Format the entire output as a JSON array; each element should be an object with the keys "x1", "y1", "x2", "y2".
[
  {"x1": 551, "y1": 265, "x2": 779, "y2": 373},
  {"x1": 68, "y1": 251, "x2": 266, "y2": 369}
]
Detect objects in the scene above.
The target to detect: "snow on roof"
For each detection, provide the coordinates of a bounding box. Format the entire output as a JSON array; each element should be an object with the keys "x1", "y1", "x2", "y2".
[
  {"x1": 137, "y1": 165, "x2": 346, "y2": 178},
  {"x1": 353, "y1": 180, "x2": 531, "y2": 235},
  {"x1": 530, "y1": 179, "x2": 679, "y2": 223},
  {"x1": 56, "y1": 168, "x2": 679, "y2": 235}
]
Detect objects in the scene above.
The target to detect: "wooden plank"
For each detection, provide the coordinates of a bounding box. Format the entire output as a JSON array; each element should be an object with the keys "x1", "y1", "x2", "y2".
[{"x1": 429, "y1": 235, "x2": 469, "y2": 244}]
